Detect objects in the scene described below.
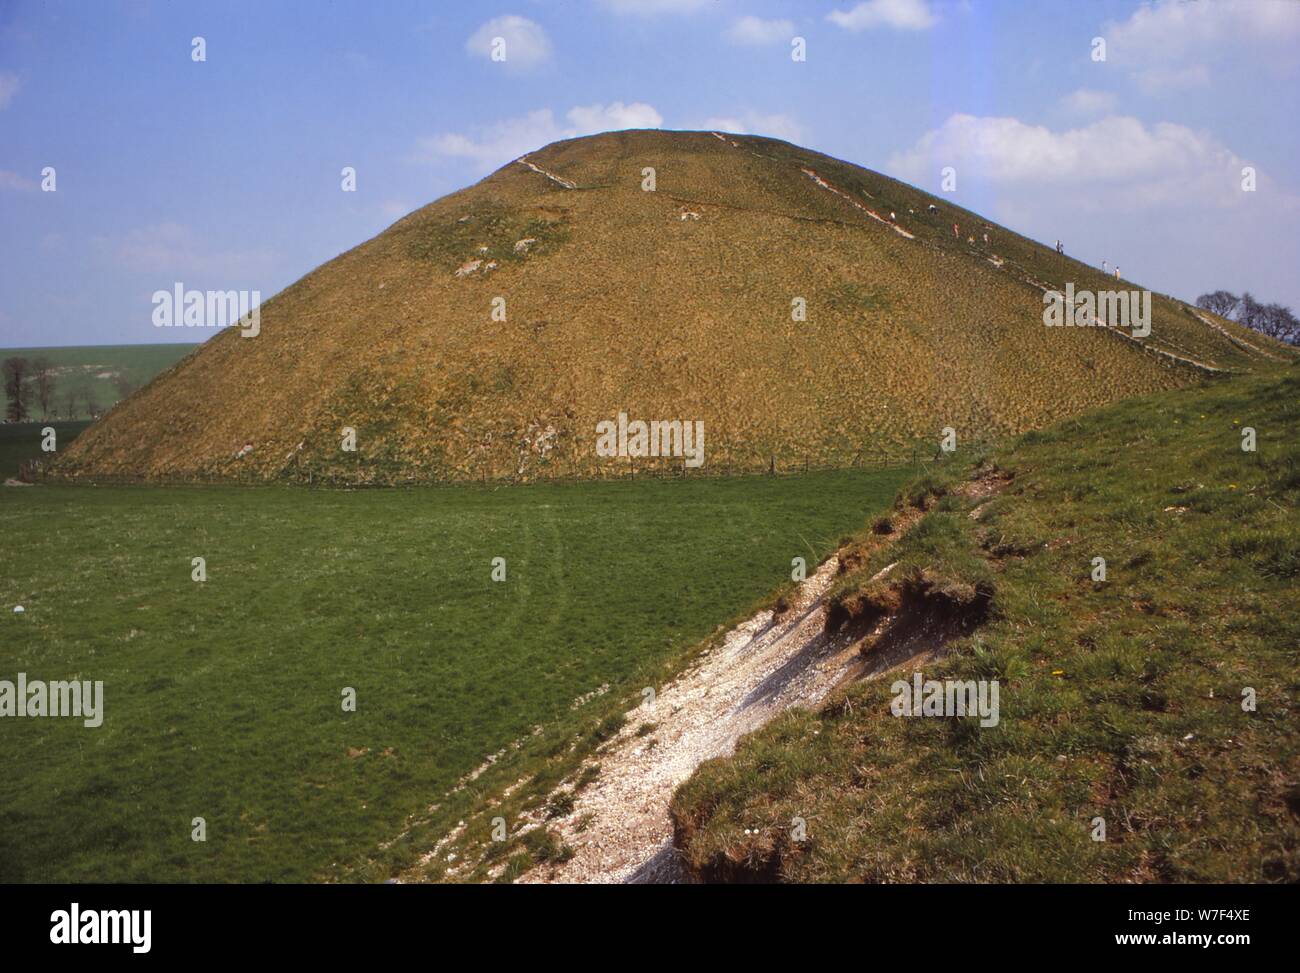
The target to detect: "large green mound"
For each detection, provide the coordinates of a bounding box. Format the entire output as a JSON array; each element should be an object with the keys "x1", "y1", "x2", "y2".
[
  {"x1": 670, "y1": 366, "x2": 1300, "y2": 883},
  {"x1": 55, "y1": 130, "x2": 1291, "y2": 483}
]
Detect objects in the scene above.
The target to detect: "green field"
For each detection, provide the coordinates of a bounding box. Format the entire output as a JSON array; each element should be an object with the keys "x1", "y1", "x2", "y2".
[
  {"x1": 0, "y1": 466, "x2": 907, "y2": 882},
  {"x1": 0, "y1": 343, "x2": 197, "y2": 419},
  {"x1": 0, "y1": 421, "x2": 91, "y2": 479}
]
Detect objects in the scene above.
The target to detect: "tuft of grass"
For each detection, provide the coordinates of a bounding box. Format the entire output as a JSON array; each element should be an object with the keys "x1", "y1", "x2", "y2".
[
  {"x1": 590, "y1": 713, "x2": 628, "y2": 747},
  {"x1": 521, "y1": 826, "x2": 572, "y2": 865},
  {"x1": 545, "y1": 791, "x2": 576, "y2": 819},
  {"x1": 574, "y1": 763, "x2": 601, "y2": 792}
]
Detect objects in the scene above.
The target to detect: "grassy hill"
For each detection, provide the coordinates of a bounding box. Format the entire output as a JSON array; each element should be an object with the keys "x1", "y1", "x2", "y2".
[
  {"x1": 0, "y1": 343, "x2": 197, "y2": 419},
  {"x1": 670, "y1": 366, "x2": 1299, "y2": 882},
  {"x1": 52, "y1": 130, "x2": 1292, "y2": 484}
]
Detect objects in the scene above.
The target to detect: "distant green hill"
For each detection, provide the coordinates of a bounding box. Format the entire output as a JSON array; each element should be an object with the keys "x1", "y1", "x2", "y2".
[{"x1": 0, "y1": 343, "x2": 197, "y2": 420}]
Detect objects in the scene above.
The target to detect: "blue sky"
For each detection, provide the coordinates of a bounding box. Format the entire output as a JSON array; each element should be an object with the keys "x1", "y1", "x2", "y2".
[{"x1": 2, "y1": 0, "x2": 1298, "y2": 347}]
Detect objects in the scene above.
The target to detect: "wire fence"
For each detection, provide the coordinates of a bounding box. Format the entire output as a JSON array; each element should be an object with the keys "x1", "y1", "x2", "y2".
[{"x1": 38, "y1": 439, "x2": 1002, "y2": 489}]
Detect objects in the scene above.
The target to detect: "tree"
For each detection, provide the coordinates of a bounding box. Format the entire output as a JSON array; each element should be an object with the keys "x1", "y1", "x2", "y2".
[
  {"x1": 1196, "y1": 290, "x2": 1239, "y2": 318},
  {"x1": 1237, "y1": 292, "x2": 1265, "y2": 332},
  {"x1": 1195, "y1": 289, "x2": 1300, "y2": 346},
  {"x1": 2, "y1": 357, "x2": 32, "y2": 422},
  {"x1": 30, "y1": 357, "x2": 57, "y2": 419},
  {"x1": 61, "y1": 388, "x2": 78, "y2": 420},
  {"x1": 1254, "y1": 303, "x2": 1300, "y2": 345},
  {"x1": 1234, "y1": 293, "x2": 1300, "y2": 344}
]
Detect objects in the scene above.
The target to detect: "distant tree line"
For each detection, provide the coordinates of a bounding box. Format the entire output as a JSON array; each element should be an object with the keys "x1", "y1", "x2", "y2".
[
  {"x1": 1196, "y1": 291, "x2": 1300, "y2": 346},
  {"x1": 1, "y1": 356, "x2": 136, "y2": 422}
]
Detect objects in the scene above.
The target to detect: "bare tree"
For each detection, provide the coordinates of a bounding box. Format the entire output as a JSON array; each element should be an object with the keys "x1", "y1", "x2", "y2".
[
  {"x1": 1252, "y1": 303, "x2": 1300, "y2": 345},
  {"x1": 1237, "y1": 292, "x2": 1264, "y2": 331},
  {"x1": 1196, "y1": 290, "x2": 1239, "y2": 318},
  {"x1": 1196, "y1": 289, "x2": 1299, "y2": 346},
  {"x1": 2, "y1": 356, "x2": 32, "y2": 422},
  {"x1": 61, "y1": 388, "x2": 79, "y2": 420},
  {"x1": 30, "y1": 357, "x2": 57, "y2": 419},
  {"x1": 1235, "y1": 293, "x2": 1300, "y2": 345}
]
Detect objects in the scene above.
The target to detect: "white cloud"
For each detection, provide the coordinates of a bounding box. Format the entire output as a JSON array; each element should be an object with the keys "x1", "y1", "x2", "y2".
[
  {"x1": 1128, "y1": 64, "x2": 1210, "y2": 94},
  {"x1": 597, "y1": 0, "x2": 711, "y2": 14},
  {"x1": 566, "y1": 101, "x2": 663, "y2": 133},
  {"x1": 0, "y1": 72, "x2": 19, "y2": 109},
  {"x1": 1060, "y1": 88, "x2": 1117, "y2": 117},
  {"x1": 415, "y1": 102, "x2": 663, "y2": 172},
  {"x1": 887, "y1": 113, "x2": 1265, "y2": 208},
  {"x1": 703, "y1": 112, "x2": 803, "y2": 143},
  {"x1": 887, "y1": 111, "x2": 1300, "y2": 315},
  {"x1": 417, "y1": 109, "x2": 560, "y2": 170},
  {"x1": 883, "y1": 112, "x2": 1300, "y2": 213},
  {"x1": 465, "y1": 15, "x2": 552, "y2": 71},
  {"x1": 725, "y1": 16, "x2": 795, "y2": 46},
  {"x1": 103, "y1": 223, "x2": 277, "y2": 277},
  {"x1": 827, "y1": 0, "x2": 937, "y2": 32},
  {"x1": 0, "y1": 169, "x2": 36, "y2": 191},
  {"x1": 1105, "y1": 0, "x2": 1300, "y2": 92}
]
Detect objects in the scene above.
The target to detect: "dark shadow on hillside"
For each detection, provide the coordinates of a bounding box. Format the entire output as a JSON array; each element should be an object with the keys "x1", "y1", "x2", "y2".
[
  {"x1": 625, "y1": 842, "x2": 692, "y2": 884},
  {"x1": 737, "y1": 625, "x2": 845, "y2": 711}
]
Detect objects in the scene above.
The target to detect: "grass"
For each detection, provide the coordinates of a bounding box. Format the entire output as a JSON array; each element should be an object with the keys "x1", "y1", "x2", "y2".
[
  {"x1": 670, "y1": 367, "x2": 1300, "y2": 883},
  {"x1": 402, "y1": 201, "x2": 570, "y2": 271},
  {"x1": 0, "y1": 420, "x2": 90, "y2": 479},
  {"x1": 0, "y1": 464, "x2": 907, "y2": 882}
]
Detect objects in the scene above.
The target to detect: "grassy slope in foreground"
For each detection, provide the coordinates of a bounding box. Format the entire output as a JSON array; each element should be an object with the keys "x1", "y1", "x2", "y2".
[
  {"x1": 671, "y1": 367, "x2": 1300, "y2": 882},
  {"x1": 0, "y1": 466, "x2": 905, "y2": 882}
]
